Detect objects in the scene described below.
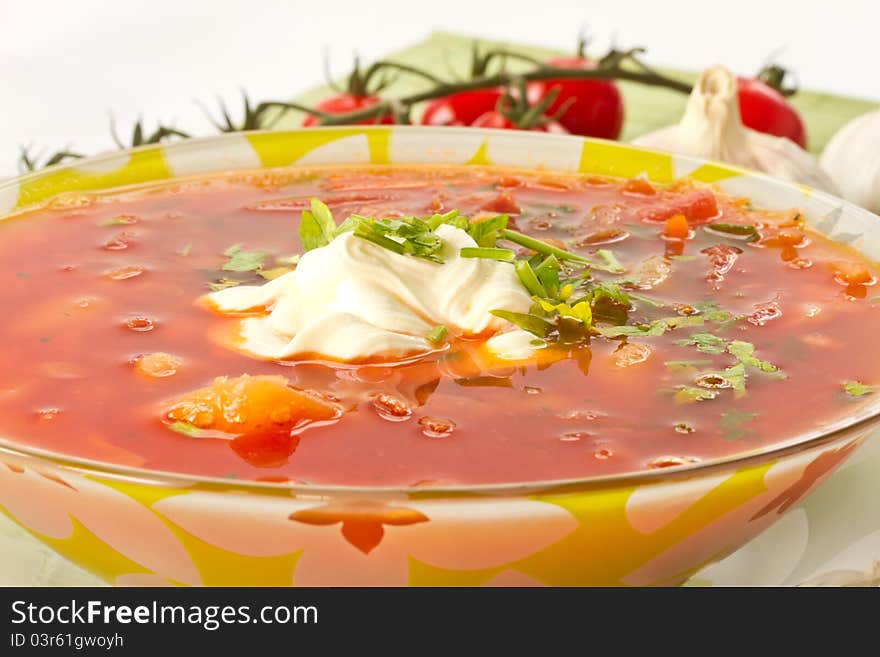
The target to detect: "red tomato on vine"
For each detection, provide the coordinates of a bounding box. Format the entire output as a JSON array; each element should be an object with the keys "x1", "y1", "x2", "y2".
[
  {"x1": 421, "y1": 89, "x2": 504, "y2": 126},
  {"x1": 302, "y1": 94, "x2": 394, "y2": 126},
  {"x1": 527, "y1": 55, "x2": 624, "y2": 140},
  {"x1": 737, "y1": 75, "x2": 807, "y2": 148},
  {"x1": 470, "y1": 110, "x2": 568, "y2": 133}
]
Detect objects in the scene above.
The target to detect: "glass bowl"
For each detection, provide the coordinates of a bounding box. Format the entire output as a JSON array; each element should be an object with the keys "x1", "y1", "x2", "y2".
[{"x1": 0, "y1": 126, "x2": 877, "y2": 586}]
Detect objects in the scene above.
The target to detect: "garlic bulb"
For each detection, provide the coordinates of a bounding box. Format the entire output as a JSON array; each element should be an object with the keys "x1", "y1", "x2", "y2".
[
  {"x1": 820, "y1": 109, "x2": 880, "y2": 213},
  {"x1": 633, "y1": 66, "x2": 838, "y2": 194}
]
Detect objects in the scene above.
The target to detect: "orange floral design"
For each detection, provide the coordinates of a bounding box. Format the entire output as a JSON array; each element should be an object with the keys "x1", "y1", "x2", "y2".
[
  {"x1": 751, "y1": 441, "x2": 860, "y2": 521},
  {"x1": 290, "y1": 501, "x2": 428, "y2": 554}
]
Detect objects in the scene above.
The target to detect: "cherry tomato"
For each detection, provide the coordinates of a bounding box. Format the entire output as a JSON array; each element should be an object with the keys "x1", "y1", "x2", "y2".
[
  {"x1": 421, "y1": 89, "x2": 504, "y2": 126},
  {"x1": 737, "y1": 77, "x2": 806, "y2": 148},
  {"x1": 527, "y1": 56, "x2": 624, "y2": 140},
  {"x1": 470, "y1": 111, "x2": 568, "y2": 134},
  {"x1": 302, "y1": 94, "x2": 395, "y2": 126}
]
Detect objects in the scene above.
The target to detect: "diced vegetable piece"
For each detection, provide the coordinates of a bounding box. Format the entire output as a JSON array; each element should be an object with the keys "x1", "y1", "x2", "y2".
[
  {"x1": 664, "y1": 213, "x2": 689, "y2": 239},
  {"x1": 638, "y1": 189, "x2": 719, "y2": 223},
  {"x1": 164, "y1": 375, "x2": 340, "y2": 436},
  {"x1": 831, "y1": 261, "x2": 874, "y2": 286},
  {"x1": 480, "y1": 192, "x2": 520, "y2": 215}
]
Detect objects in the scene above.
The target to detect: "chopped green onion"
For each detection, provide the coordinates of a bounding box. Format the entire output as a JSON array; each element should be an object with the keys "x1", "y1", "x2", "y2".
[
  {"x1": 596, "y1": 249, "x2": 625, "y2": 273},
  {"x1": 460, "y1": 247, "x2": 515, "y2": 262},
  {"x1": 167, "y1": 421, "x2": 204, "y2": 437},
  {"x1": 514, "y1": 260, "x2": 548, "y2": 297},
  {"x1": 500, "y1": 229, "x2": 589, "y2": 264},
  {"x1": 705, "y1": 223, "x2": 760, "y2": 242}
]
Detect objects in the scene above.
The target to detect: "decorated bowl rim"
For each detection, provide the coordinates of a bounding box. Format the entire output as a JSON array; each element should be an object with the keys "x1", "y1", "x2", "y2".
[{"x1": 1, "y1": 125, "x2": 879, "y2": 496}]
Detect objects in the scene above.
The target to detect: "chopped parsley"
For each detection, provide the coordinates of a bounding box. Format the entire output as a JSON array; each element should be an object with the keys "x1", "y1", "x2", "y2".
[
  {"x1": 728, "y1": 340, "x2": 779, "y2": 373},
  {"x1": 676, "y1": 332, "x2": 728, "y2": 354},
  {"x1": 720, "y1": 410, "x2": 759, "y2": 441},
  {"x1": 299, "y1": 198, "x2": 337, "y2": 251},
  {"x1": 843, "y1": 380, "x2": 875, "y2": 397},
  {"x1": 222, "y1": 244, "x2": 268, "y2": 272},
  {"x1": 489, "y1": 310, "x2": 554, "y2": 338},
  {"x1": 674, "y1": 386, "x2": 718, "y2": 404}
]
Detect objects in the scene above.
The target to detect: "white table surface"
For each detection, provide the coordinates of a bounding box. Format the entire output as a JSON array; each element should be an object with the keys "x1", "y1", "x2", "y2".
[{"x1": 1, "y1": 0, "x2": 879, "y2": 586}]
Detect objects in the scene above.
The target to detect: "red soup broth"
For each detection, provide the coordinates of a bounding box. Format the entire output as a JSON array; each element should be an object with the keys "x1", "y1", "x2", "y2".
[{"x1": 0, "y1": 165, "x2": 878, "y2": 486}]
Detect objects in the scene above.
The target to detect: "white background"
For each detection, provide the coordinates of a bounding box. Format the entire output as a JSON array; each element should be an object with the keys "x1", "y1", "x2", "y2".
[{"x1": 1, "y1": 0, "x2": 878, "y2": 177}]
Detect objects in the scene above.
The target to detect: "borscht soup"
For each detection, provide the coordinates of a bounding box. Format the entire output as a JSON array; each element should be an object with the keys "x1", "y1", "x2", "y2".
[{"x1": 1, "y1": 164, "x2": 878, "y2": 487}]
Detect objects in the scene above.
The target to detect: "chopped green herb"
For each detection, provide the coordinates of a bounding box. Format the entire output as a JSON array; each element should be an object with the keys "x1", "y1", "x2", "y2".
[
  {"x1": 715, "y1": 313, "x2": 745, "y2": 333},
  {"x1": 299, "y1": 198, "x2": 337, "y2": 251},
  {"x1": 489, "y1": 309, "x2": 554, "y2": 338},
  {"x1": 596, "y1": 249, "x2": 626, "y2": 274},
  {"x1": 258, "y1": 266, "x2": 295, "y2": 280},
  {"x1": 676, "y1": 332, "x2": 728, "y2": 354},
  {"x1": 350, "y1": 215, "x2": 446, "y2": 263},
  {"x1": 100, "y1": 215, "x2": 137, "y2": 227},
  {"x1": 720, "y1": 410, "x2": 759, "y2": 441},
  {"x1": 460, "y1": 246, "x2": 515, "y2": 262},
  {"x1": 536, "y1": 299, "x2": 592, "y2": 324},
  {"x1": 728, "y1": 340, "x2": 779, "y2": 373},
  {"x1": 426, "y1": 325, "x2": 448, "y2": 344},
  {"x1": 843, "y1": 380, "x2": 875, "y2": 397},
  {"x1": 533, "y1": 255, "x2": 562, "y2": 298},
  {"x1": 500, "y1": 229, "x2": 590, "y2": 264},
  {"x1": 674, "y1": 386, "x2": 718, "y2": 404},
  {"x1": 426, "y1": 209, "x2": 464, "y2": 231},
  {"x1": 515, "y1": 260, "x2": 548, "y2": 297},
  {"x1": 597, "y1": 315, "x2": 703, "y2": 338},
  {"x1": 706, "y1": 223, "x2": 760, "y2": 242},
  {"x1": 222, "y1": 244, "x2": 268, "y2": 272},
  {"x1": 665, "y1": 359, "x2": 713, "y2": 370},
  {"x1": 167, "y1": 421, "x2": 203, "y2": 437},
  {"x1": 467, "y1": 214, "x2": 509, "y2": 247},
  {"x1": 722, "y1": 363, "x2": 747, "y2": 394},
  {"x1": 208, "y1": 278, "x2": 242, "y2": 292},
  {"x1": 598, "y1": 322, "x2": 666, "y2": 338}
]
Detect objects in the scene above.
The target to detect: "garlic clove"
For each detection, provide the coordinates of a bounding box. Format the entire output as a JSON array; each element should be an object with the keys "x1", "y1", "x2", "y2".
[
  {"x1": 633, "y1": 66, "x2": 838, "y2": 194},
  {"x1": 820, "y1": 109, "x2": 880, "y2": 213}
]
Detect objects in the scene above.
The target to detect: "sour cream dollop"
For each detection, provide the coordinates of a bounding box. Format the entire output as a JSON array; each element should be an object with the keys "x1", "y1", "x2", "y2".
[{"x1": 205, "y1": 224, "x2": 534, "y2": 362}]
